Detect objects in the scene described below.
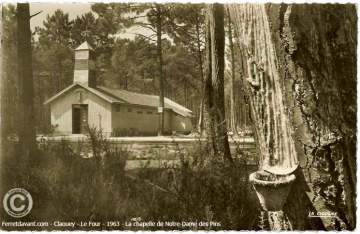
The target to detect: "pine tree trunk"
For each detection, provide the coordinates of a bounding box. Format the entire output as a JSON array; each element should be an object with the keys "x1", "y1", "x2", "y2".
[
  {"x1": 156, "y1": 5, "x2": 165, "y2": 136},
  {"x1": 17, "y1": 3, "x2": 36, "y2": 160},
  {"x1": 195, "y1": 21, "x2": 205, "y2": 135},
  {"x1": 57, "y1": 59, "x2": 62, "y2": 92},
  {"x1": 229, "y1": 3, "x2": 356, "y2": 229},
  {"x1": 204, "y1": 3, "x2": 232, "y2": 163},
  {"x1": 227, "y1": 9, "x2": 237, "y2": 134},
  {"x1": 197, "y1": 99, "x2": 204, "y2": 134},
  {"x1": 0, "y1": 4, "x2": 3, "y2": 151}
]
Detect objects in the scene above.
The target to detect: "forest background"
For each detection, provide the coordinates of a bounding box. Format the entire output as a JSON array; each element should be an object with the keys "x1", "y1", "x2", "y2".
[{"x1": 2, "y1": 2, "x2": 250, "y2": 137}]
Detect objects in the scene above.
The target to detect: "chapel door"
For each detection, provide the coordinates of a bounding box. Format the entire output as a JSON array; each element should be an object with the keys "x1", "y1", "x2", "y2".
[{"x1": 72, "y1": 104, "x2": 88, "y2": 134}]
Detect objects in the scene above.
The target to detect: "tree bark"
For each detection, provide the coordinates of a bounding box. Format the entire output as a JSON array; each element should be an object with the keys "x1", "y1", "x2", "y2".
[
  {"x1": 227, "y1": 9, "x2": 237, "y2": 134},
  {"x1": 228, "y1": 4, "x2": 299, "y2": 173},
  {"x1": 195, "y1": 21, "x2": 205, "y2": 135},
  {"x1": 229, "y1": 3, "x2": 356, "y2": 229},
  {"x1": 156, "y1": 4, "x2": 165, "y2": 136},
  {"x1": 204, "y1": 4, "x2": 232, "y2": 163},
  {"x1": 0, "y1": 4, "x2": 3, "y2": 155},
  {"x1": 203, "y1": 7, "x2": 215, "y2": 152},
  {"x1": 17, "y1": 3, "x2": 36, "y2": 160},
  {"x1": 57, "y1": 59, "x2": 62, "y2": 92}
]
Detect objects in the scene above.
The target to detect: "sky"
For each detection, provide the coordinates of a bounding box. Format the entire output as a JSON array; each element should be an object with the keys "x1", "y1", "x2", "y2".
[
  {"x1": 30, "y1": 3, "x2": 91, "y2": 30},
  {"x1": 29, "y1": 2, "x2": 150, "y2": 40}
]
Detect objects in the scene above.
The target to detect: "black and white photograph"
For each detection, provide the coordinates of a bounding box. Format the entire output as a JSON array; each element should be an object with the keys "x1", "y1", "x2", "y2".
[{"x1": 0, "y1": 0, "x2": 357, "y2": 231}]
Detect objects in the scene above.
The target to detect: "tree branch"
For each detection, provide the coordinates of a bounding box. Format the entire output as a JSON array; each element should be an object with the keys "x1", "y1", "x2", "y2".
[
  {"x1": 126, "y1": 14, "x2": 148, "y2": 21},
  {"x1": 30, "y1": 11, "x2": 42, "y2": 19},
  {"x1": 134, "y1": 22, "x2": 157, "y2": 33},
  {"x1": 132, "y1": 33, "x2": 157, "y2": 43}
]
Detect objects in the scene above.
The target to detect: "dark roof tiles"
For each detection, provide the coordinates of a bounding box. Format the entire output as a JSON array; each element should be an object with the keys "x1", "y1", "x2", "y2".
[{"x1": 97, "y1": 86, "x2": 192, "y2": 117}]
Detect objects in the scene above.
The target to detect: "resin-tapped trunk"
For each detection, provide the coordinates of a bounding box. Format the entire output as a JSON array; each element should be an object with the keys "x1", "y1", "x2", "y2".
[
  {"x1": 229, "y1": 4, "x2": 298, "y2": 175},
  {"x1": 229, "y1": 3, "x2": 356, "y2": 230},
  {"x1": 229, "y1": 5, "x2": 299, "y2": 230}
]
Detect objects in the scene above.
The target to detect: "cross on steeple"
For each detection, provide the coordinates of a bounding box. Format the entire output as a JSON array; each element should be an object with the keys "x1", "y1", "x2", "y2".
[{"x1": 81, "y1": 29, "x2": 91, "y2": 41}]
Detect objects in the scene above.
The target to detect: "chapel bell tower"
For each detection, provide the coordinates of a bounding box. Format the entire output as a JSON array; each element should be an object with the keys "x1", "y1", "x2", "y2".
[{"x1": 73, "y1": 41, "x2": 96, "y2": 88}]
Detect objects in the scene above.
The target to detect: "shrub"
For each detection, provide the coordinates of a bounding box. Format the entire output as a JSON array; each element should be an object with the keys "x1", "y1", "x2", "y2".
[{"x1": 1, "y1": 130, "x2": 257, "y2": 230}]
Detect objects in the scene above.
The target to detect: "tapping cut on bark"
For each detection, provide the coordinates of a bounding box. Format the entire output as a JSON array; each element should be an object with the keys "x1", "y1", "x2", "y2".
[{"x1": 228, "y1": 4, "x2": 298, "y2": 174}]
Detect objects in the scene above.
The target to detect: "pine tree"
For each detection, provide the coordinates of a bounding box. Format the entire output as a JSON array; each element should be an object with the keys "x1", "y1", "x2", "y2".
[
  {"x1": 204, "y1": 3, "x2": 232, "y2": 163},
  {"x1": 17, "y1": 3, "x2": 36, "y2": 160}
]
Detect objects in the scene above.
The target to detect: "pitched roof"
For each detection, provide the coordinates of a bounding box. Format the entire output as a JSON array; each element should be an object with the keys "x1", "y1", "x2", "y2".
[
  {"x1": 75, "y1": 41, "x2": 93, "y2": 51},
  {"x1": 97, "y1": 86, "x2": 193, "y2": 117},
  {"x1": 44, "y1": 84, "x2": 193, "y2": 117},
  {"x1": 43, "y1": 83, "x2": 122, "y2": 105}
]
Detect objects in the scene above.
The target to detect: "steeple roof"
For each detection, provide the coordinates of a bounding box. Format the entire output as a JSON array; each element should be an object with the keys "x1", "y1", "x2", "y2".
[{"x1": 75, "y1": 41, "x2": 93, "y2": 51}]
